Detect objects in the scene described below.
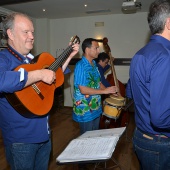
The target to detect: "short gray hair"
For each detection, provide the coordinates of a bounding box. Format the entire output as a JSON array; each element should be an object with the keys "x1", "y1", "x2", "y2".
[{"x1": 2, "y1": 12, "x2": 32, "y2": 39}]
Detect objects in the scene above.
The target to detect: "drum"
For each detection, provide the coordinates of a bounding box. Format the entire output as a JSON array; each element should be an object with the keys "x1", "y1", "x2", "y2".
[
  {"x1": 109, "y1": 94, "x2": 125, "y2": 106},
  {"x1": 103, "y1": 98, "x2": 124, "y2": 120}
]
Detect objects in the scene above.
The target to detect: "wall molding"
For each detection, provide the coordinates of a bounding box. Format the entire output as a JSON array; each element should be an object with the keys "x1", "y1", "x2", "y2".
[{"x1": 69, "y1": 58, "x2": 131, "y2": 66}]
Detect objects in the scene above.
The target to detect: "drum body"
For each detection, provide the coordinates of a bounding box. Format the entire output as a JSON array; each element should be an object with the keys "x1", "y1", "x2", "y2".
[{"x1": 103, "y1": 98, "x2": 124, "y2": 120}]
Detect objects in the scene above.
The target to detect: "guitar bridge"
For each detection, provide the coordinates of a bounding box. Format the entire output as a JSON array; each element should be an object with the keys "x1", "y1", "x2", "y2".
[{"x1": 32, "y1": 84, "x2": 44, "y2": 100}]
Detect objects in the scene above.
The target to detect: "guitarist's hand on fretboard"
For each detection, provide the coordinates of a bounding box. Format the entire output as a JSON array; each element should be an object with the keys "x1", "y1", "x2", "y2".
[
  {"x1": 62, "y1": 39, "x2": 80, "y2": 72},
  {"x1": 69, "y1": 43, "x2": 80, "y2": 58}
]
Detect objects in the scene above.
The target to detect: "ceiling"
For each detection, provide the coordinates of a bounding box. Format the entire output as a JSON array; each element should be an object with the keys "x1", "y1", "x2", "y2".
[{"x1": 1, "y1": 0, "x2": 154, "y2": 19}]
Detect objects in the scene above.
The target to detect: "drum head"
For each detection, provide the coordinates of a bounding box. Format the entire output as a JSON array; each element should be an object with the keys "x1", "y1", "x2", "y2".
[
  {"x1": 105, "y1": 98, "x2": 124, "y2": 107},
  {"x1": 110, "y1": 95, "x2": 125, "y2": 102}
]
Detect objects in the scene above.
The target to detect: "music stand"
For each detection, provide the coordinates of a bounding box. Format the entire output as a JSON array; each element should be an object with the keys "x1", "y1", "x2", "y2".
[
  {"x1": 56, "y1": 128, "x2": 126, "y2": 170},
  {"x1": 94, "y1": 157, "x2": 123, "y2": 170},
  {"x1": 123, "y1": 99, "x2": 134, "y2": 142}
]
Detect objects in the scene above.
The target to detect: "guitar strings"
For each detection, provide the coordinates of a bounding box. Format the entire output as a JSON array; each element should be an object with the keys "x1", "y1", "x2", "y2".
[
  {"x1": 49, "y1": 45, "x2": 73, "y2": 71},
  {"x1": 49, "y1": 36, "x2": 79, "y2": 71}
]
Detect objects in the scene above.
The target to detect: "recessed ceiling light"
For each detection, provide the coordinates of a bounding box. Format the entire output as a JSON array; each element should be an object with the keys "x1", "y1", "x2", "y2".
[
  {"x1": 84, "y1": 4, "x2": 87, "y2": 7},
  {"x1": 43, "y1": 9, "x2": 46, "y2": 12}
]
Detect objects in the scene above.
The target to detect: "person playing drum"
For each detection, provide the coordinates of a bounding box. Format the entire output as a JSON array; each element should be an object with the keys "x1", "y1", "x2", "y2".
[
  {"x1": 72, "y1": 38, "x2": 118, "y2": 135},
  {"x1": 72, "y1": 38, "x2": 118, "y2": 169}
]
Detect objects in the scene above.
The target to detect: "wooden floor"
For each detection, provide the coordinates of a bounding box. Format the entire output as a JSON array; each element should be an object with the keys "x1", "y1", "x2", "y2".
[{"x1": 0, "y1": 106, "x2": 140, "y2": 170}]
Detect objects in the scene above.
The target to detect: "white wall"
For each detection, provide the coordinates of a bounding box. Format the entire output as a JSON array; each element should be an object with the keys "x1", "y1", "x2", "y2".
[
  {"x1": 33, "y1": 12, "x2": 150, "y2": 106},
  {"x1": 33, "y1": 18, "x2": 50, "y2": 55}
]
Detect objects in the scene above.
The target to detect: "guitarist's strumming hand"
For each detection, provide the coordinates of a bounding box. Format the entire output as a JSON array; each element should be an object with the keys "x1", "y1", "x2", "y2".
[
  {"x1": 40, "y1": 69, "x2": 56, "y2": 84},
  {"x1": 25, "y1": 69, "x2": 56, "y2": 87}
]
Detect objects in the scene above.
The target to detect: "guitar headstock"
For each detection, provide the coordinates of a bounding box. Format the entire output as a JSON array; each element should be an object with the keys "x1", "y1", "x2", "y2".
[{"x1": 70, "y1": 35, "x2": 80, "y2": 45}]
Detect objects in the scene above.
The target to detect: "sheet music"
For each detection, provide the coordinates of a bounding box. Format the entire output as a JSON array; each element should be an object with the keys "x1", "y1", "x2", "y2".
[
  {"x1": 78, "y1": 127, "x2": 126, "y2": 139},
  {"x1": 56, "y1": 127, "x2": 126, "y2": 163},
  {"x1": 56, "y1": 136, "x2": 119, "y2": 163}
]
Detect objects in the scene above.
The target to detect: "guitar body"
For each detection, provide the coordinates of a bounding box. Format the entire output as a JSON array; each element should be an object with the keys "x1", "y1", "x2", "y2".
[{"x1": 6, "y1": 52, "x2": 64, "y2": 117}]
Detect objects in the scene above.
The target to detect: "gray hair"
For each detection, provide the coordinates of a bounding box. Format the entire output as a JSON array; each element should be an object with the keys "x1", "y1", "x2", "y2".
[
  {"x1": 148, "y1": 0, "x2": 170, "y2": 35},
  {"x1": 2, "y1": 12, "x2": 32, "y2": 39}
]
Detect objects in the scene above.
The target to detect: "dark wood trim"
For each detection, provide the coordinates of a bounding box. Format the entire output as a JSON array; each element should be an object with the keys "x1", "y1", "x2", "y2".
[{"x1": 69, "y1": 58, "x2": 131, "y2": 66}]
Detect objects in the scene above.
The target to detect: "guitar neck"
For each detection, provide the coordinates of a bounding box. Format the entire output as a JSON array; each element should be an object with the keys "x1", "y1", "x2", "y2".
[{"x1": 49, "y1": 45, "x2": 73, "y2": 72}]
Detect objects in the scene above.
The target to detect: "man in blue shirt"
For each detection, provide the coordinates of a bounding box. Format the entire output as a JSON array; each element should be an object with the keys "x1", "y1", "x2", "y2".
[
  {"x1": 73, "y1": 38, "x2": 118, "y2": 170},
  {"x1": 126, "y1": 0, "x2": 170, "y2": 169},
  {"x1": 73, "y1": 38, "x2": 118, "y2": 134},
  {"x1": 95, "y1": 52, "x2": 111, "y2": 87},
  {"x1": 0, "y1": 12, "x2": 79, "y2": 170}
]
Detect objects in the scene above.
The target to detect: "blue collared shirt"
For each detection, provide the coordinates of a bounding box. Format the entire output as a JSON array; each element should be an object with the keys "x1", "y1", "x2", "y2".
[
  {"x1": 0, "y1": 47, "x2": 51, "y2": 145},
  {"x1": 72, "y1": 56, "x2": 102, "y2": 122},
  {"x1": 126, "y1": 35, "x2": 170, "y2": 137}
]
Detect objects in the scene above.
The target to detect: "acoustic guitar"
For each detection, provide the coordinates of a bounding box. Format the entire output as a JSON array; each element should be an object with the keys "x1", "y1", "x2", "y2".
[{"x1": 5, "y1": 35, "x2": 80, "y2": 117}]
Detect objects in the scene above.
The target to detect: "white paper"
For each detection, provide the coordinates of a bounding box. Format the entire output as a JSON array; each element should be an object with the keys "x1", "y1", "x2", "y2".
[
  {"x1": 56, "y1": 136, "x2": 119, "y2": 163},
  {"x1": 78, "y1": 127, "x2": 126, "y2": 139}
]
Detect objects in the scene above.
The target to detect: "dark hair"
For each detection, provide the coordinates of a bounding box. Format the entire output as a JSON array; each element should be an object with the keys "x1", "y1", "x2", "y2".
[
  {"x1": 2, "y1": 12, "x2": 32, "y2": 39},
  {"x1": 81, "y1": 38, "x2": 98, "y2": 53},
  {"x1": 148, "y1": 0, "x2": 170, "y2": 35},
  {"x1": 95, "y1": 52, "x2": 110, "y2": 63}
]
